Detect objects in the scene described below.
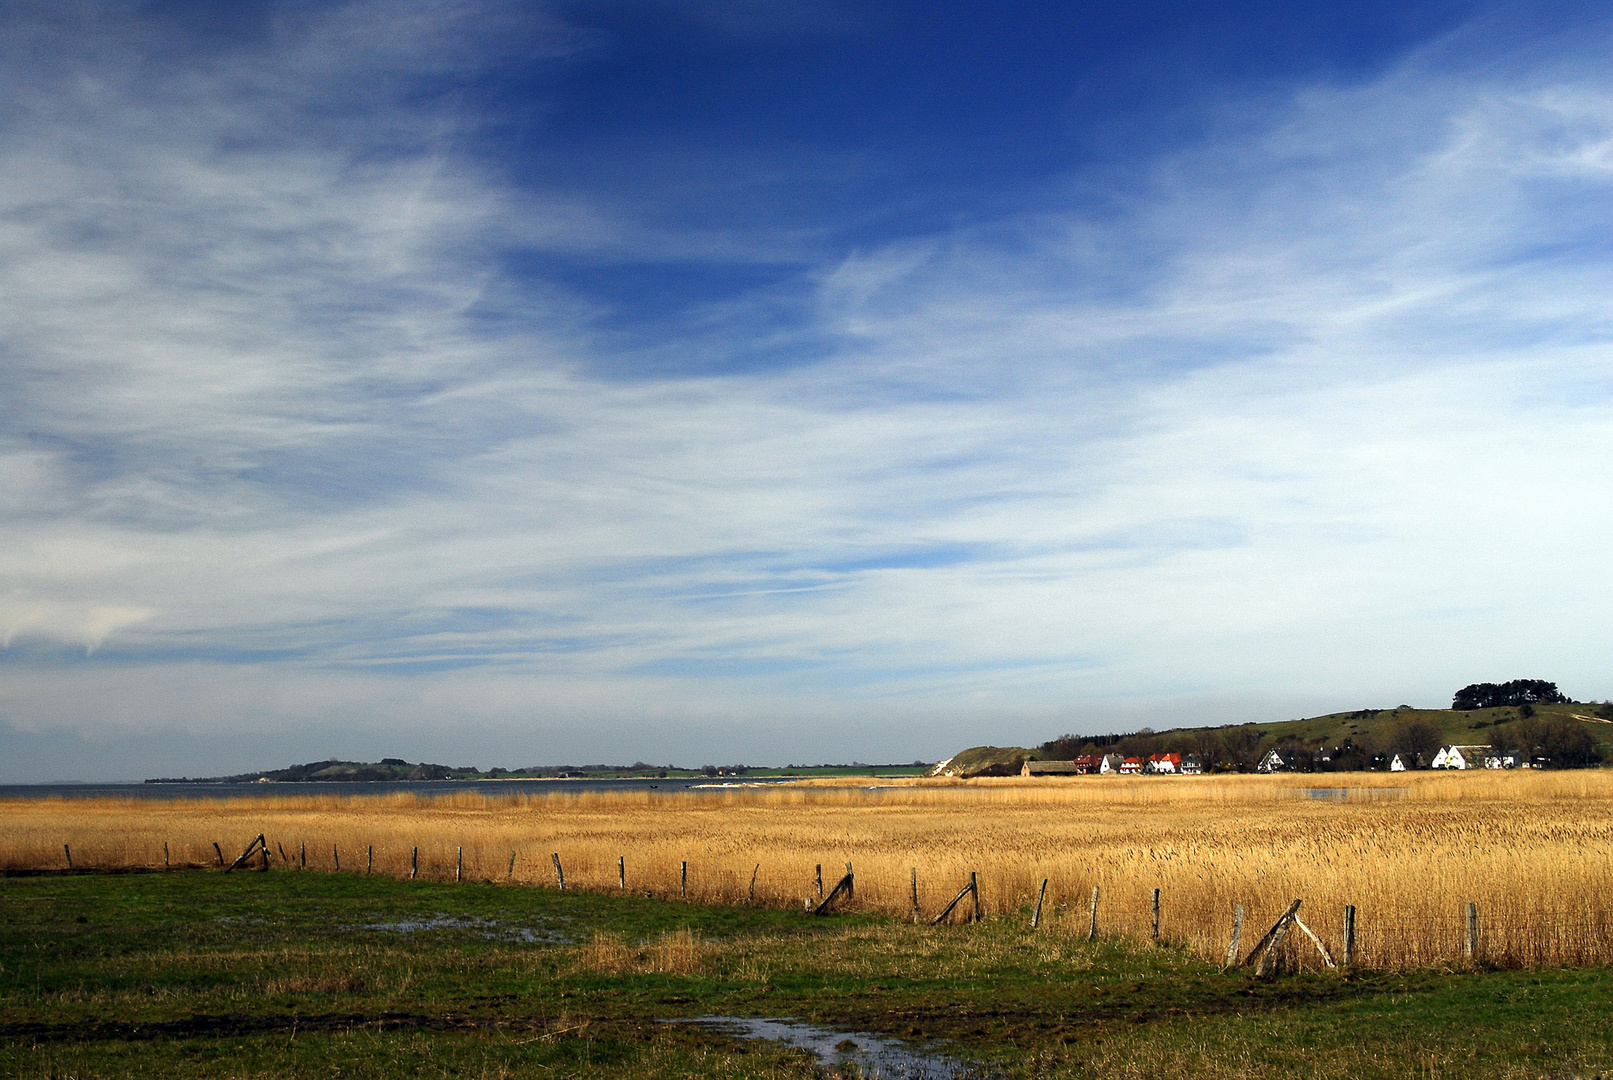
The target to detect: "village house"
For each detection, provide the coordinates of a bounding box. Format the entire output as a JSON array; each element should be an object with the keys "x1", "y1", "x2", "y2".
[
  {"x1": 1431, "y1": 745, "x2": 1491, "y2": 770},
  {"x1": 1388, "y1": 753, "x2": 1410, "y2": 771},
  {"x1": 1257, "y1": 748, "x2": 1294, "y2": 773},
  {"x1": 1118, "y1": 756, "x2": 1144, "y2": 774},
  {"x1": 1178, "y1": 753, "x2": 1204, "y2": 775},
  {"x1": 1098, "y1": 753, "x2": 1126, "y2": 774},
  {"x1": 1021, "y1": 759, "x2": 1085, "y2": 777},
  {"x1": 1145, "y1": 752, "x2": 1181, "y2": 774},
  {"x1": 1073, "y1": 753, "x2": 1104, "y2": 774}
]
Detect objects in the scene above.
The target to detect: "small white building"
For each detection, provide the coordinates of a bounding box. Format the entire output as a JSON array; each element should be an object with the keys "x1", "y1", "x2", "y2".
[
  {"x1": 1388, "y1": 753, "x2": 1410, "y2": 772},
  {"x1": 1432, "y1": 745, "x2": 1492, "y2": 770},
  {"x1": 1257, "y1": 749, "x2": 1294, "y2": 773}
]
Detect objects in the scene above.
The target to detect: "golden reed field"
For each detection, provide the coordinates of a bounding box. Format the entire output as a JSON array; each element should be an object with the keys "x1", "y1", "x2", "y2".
[{"x1": 5, "y1": 770, "x2": 1613, "y2": 971}]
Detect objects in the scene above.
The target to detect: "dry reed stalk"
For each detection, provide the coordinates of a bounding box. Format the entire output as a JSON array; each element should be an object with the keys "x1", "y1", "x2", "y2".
[{"x1": 7, "y1": 770, "x2": 1613, "y2": 969}]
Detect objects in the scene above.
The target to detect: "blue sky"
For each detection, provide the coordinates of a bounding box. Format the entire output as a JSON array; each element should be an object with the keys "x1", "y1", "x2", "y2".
[{"x1": 4, "y1": 0, "x2": 1613, "y2": 780}]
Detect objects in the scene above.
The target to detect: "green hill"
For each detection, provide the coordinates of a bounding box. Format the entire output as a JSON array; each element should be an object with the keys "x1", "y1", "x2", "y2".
[{"x1": 942, "y1": 700, "x2": 1613, "y2": 776}]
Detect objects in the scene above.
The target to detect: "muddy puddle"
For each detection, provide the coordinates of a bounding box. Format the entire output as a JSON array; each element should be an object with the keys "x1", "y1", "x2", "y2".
[
  {"x1": 357, "y1": 914, "x2": 574, "y2": 944},
  {"x1": 671, "y1": 1016, "x2": 989, "y2": 1078}
]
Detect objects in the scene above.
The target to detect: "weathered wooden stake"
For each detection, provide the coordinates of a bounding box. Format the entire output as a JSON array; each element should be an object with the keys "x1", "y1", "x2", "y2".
[
  {"x1": 410, "y1": 846, "x2": 419, "y2": 880},
  {"x1": 1224, "y1": 904, "x2": 1244, "y2": 969},
  {"x1": 456, "y1": 846, "x2": 463, "y2": 883},
  {"x1": 226, "y1": 835, "x2": 266, "y2": 873},
  {"x1": 1291, "y1": 914, "x2": 1336, "y2": 968},
  {"x1": 1466, "y1": 901, "x2": 1478, "y2": 960},
  {"x1": 846, "y1": 862, "x2": 855, "y2": 901},
  {"x1": 618, "y1": 855, "x2": 626, "y2": 890},
  {"x1": 1246, "y1": 899, "x2": 1305, "y2": 978},
  {"x1": 929, "y1": 875, "x2": 978, "y2": 925},
  {"x1": 970, "y1": 871, "x2": 981, "y2": 922},
  {"x1": 508, "y1": 852, "x2": 516, "y2": 880},
  {"x1": 299, "y1": 842, "x2": 306, "y2": 870},
  {"x1": 681, "y1": 860, "x2": 688, "y2": 899},
  {"x1": 368, "y1": 846, "x2": 374, "y2": 876},
  {"x1": 278, "y1": 842, "x2": 289, "y2": 867},
  {"x1": 552, "y1": 852, "x2": 565, "y2": 890},
  {"x1": 1087, "y1": 885, "x2": 1100, "y2": 942},
  {"x1": 1032, "y1": 878, "x2": 1048, "y2": 929},
  {"x1": 748, "y1": 863, "x2": 760, "y2": 903},
  {"x1": 64, "y1": 844, "x2": 72, "y2": 869},
  {"x1": 1343, "y1": 905, "x2": 1356, "y2": 967},
  {"x1": 259, "y1": 841, "x2": 269, "y2": 871},
  {"x1": 911, "y1": 867, "x2": 921, "y2": 922},
  {"x1": 164, "y1": 842, "x2": 170, "y2": 869},
  {"x1": 813, "y1": 872, "x2": 855, "y2": 915},
  {"x1": 214, "y1": 842, "x2": 224, "y2": 867},
  {"x1": 815, "y1": 864, "x2": 823, "y2": 898},
  {"x1": 333, "y1": 844, "x2": 339, "y2": 872},
  {"x1": 1151, "y1": 888, "x2": 1161, "y2": 942}
]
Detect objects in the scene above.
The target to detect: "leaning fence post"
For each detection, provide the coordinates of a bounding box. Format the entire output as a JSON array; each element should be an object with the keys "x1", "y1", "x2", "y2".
[
  {"x1": 970, "y1": 872, "x2": 981, "y2": 922},
  {"x1": 456, "y1": 846, "x2": 463, "y2": 883},
  {"x1": 681, "y1": 860, "x2": 688, "y2": 899},
  {"x1": 1151, "y1": 888, "x2": 1161, "y2": 942},
  {"x1": 816, "y1": 864, "x2": 823, "y2": 898},
  {"x1": 215, "y1": 842, "x2": 225, "y2": 867},
  {"x1": 847, "y1": 862, "x2": 855, "y2": 901},
  {"x1": 1032, "y1": 878, "x2": 1048, "y2": 929},
  {"x1": 410, "y1": 846, "x2": 418, "y2": 880},
  {"x1": 749, "y1": 863, "x2": 760, "y2": 903},
  {"x1": 619, "y1": 855, "x2": 626, "y2": 890},
  {"x1": 333, "y1": 844, "x2": 340, "y2": 872},
  {"x1": 552, "y1": 853, "x2": 565, "y2": 890},
  {"x1": 1465, "y1": 901, "x2": 1478, "y2": 960},
  {"x1": 1224, "y1": 904, "x2": 1244, "y2": 969},
  {"x1": 279, "y1": 842, "x2": 289, "y2": 868},
  {"x1": 911, "y1": 867, "x2": 921, "y2": 922},
  {"x1": 1343, "y1": 905, "x2": 1356, "y2": 967},
  {"x1": 64, "y1": 844, "x2": 73, "y2": 869},
  {"x1": 1087, "y1": 885, "x2": 1100, "y2": 941}
]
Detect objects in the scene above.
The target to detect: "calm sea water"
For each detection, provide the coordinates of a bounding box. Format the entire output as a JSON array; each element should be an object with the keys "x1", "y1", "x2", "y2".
[{"x1": 0, "y1": 778, "x2": 796, "y2": 801}]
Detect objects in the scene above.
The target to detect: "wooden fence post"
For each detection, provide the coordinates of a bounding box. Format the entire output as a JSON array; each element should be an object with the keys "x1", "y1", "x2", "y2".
[
  {"x1": 64, "y1": 844, "x2": 72, "y2": 869},
  {"x1": 847, "y1": 862, "x2": 855, "y2": 901},
  {"x1": 681, "y1": 861, "x2": 687, "y2": 899},
  {"x1": 216, "y1": 842, "x2": 225, "y2": 867},
  {"x1": 456, "y1": 846, "x2": 463, "y2": 883},
  {"x1": 368, "y1": 846, "x2": 374, "y2": 876},
  {"x1": 911, "y1": 867, "x2": 921, "y2": 922},
  {"x1": 970, "y1": 872, "x2": 981, "y2": 922},
  {"x1": 1466, "y1": 902, "x2": 1478, "y2": 960},
  {"x1": 619, "y1": 855, "x2": 626, "y2": 890},
  {"x1": 410, "y1": 846, "x2": 418, "y2": 880},
  {"x1": 1224, "y1": 904, "x2": 1244, "y2": 969},
  {"x1": 1151, "y1": 888, "x2": 1161, "y2": 942},
  {"x1": 929, "y1": 876, "x2": 979, "y2": 925},
  {"x1": 749, "y1": 863, "x2": 760, "y2": 903},
  {"x1": 552, "y1": 853, "x2": 565, "y2": 890},
  {"x1": 333, "y1": 844, "x2": 339, "y2": 872},
  {"x1": 1032, "y1": 878, "x2": 1048, "y2": 929},
  {"x1": 1343, "y1": 905, "x2": 1356, "y2": 967},
  {"x1": 1245, "y1": 899, "x2": 1305, "y2": 978},
  {"x1": 299, "y1": 842, "x2": 305, "y2": 870},
  {"x1": 164, "y1": 842, "x2": 170, "y2": 869},
  {"x1": 1087, "y1": 886, "x2": 1100, "y2": 942},
  {"x1": 813, "y1": 871, "x2": 856, "y2": 916},
  {"x1": 507, "y1": 852, "x2": 516, "y2": 880},
  {"x1": 278, "y1": 842, "x2": 289, "y2": 868},
  {"x1": 259, "y1": 840, "x2": 269, "y2": 871},
  {"x1": 815, "y1": 864, "x2": 823, "y2": 898}
]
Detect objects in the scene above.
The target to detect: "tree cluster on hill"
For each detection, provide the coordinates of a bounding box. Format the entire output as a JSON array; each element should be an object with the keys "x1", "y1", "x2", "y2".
[
  {"x1": 1489, "y1": 715, "x2": 1600, "y2": 768},
  {"x1": 1451, "y1": 680, "x2": 1568, "y2": 710}
]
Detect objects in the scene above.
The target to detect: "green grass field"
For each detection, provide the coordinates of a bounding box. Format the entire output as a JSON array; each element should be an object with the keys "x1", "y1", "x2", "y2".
[{"x1": 4, "y1": 870, "x2": 1612, "y2": 1078}]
